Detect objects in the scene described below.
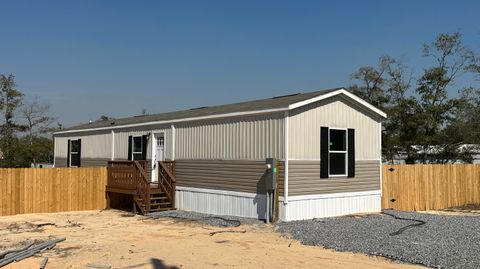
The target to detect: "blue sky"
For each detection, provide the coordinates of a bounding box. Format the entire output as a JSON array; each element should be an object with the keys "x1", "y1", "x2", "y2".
[{"x1": 0, "y1": 1, "x2": 479, "y2": 126}]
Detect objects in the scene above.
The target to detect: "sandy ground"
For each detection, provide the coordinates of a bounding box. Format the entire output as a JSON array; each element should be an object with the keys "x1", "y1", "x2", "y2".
[{"x1": 0, "y1": 210, "x2": 425, "y2": 269}]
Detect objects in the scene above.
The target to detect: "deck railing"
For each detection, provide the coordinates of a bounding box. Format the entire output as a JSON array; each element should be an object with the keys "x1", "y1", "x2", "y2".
[
  {"x1": 107, "y1": 161, "x2": 148, "y2": 189},
  {"x1": 158, "y1": 161, "x2": 176, "y2": 208},
  {"x1": 107, "y1": 160, "x2": 176, "y2": 212},
  {"x1": 133, "y1": 161, "x2": 151, "y2": 213},
  {"x1": 107, "y1": 160, "x2": 150, "y2": 213}
]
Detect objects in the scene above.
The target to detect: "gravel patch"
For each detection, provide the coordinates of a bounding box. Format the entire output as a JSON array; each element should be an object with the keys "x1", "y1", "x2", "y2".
[
  {"x1": 276, "y1": 210, "x2": 480, "y2": 269},
  {"x1": 148, "y1": 210, "x2": 264, "y2": 227}
]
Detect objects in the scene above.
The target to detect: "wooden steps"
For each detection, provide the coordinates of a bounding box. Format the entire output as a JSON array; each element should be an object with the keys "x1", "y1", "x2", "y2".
[{"x1": 134, "y1": 190, "x2": 174, "y2": 214}]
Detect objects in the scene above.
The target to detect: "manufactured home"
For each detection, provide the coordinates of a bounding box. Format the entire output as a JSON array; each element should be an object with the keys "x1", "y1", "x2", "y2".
[{"x1": 53, "y1": 87, "x2": 386, "y2": 221}]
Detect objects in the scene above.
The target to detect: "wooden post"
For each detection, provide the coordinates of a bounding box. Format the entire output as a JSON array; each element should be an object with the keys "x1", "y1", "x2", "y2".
[
  {"x1": 106, "y1": 191, "x2": 111, "y2": 209},
  {"x1": 146, "y1": 184, "x2": 151, "y2": 212},
  {"x1": 171, "y1": 178, "x2": 176, "y2": 209},
  {"x1": 172, "y1": 161, "x2": 176, "y2": 178}
]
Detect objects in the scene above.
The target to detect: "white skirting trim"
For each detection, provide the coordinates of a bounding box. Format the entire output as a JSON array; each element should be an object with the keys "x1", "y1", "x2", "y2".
[
  {"x1": 175, "y1": 187, "x2": 380, "y2": 221},
  {"x1": 175, "y1": 186, "x2": 266, "y2": 219},
  {"x1": 279, "y1": 190, "x2": 381, "y2": 221}
]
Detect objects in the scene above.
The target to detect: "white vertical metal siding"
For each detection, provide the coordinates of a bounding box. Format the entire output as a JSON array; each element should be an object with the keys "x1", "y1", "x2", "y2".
[
  {"x1": 113, "y1": 126, "x2": 172, "y2": 160},
  {"x1": 54, "y1": 131, "x2": 112, "y2": 159},
  {"x1": 288, "y1": 95, "x2": 382, "y2": 160},
  {"x1": 280, "y1": 191, "x2": 381, "y2": 221},
  {"x1": 176, "y1": 186, "x2": 267, "y2": 219},
  {"x1": 175, "y1": 113, "x2": 284, "y2": 160}
]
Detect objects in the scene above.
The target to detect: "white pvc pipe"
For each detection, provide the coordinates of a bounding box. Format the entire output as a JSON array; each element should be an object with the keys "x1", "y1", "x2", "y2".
[
  {"x1": 111, "y1": 130, "x2": 115, "y2": 160},
  {"x1": 284, "y1": 111, "x2": 289, "y2": 205},
  {"x1": 171, "y1": 123, "x2": 175, "y2": 160},
  {"x1": 379, "y1": 121, "x2": 383, "y2": 196}
]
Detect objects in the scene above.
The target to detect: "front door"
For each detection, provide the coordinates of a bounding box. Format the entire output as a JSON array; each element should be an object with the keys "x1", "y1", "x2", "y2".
[{"x1": 151, "y1": 133, "x2": 165, "y2": 182}]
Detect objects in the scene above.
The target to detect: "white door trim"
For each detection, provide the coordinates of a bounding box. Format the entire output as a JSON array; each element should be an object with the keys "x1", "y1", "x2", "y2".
[{"x1": 151, "y1": 132, "x2": 165, "y2": 182}]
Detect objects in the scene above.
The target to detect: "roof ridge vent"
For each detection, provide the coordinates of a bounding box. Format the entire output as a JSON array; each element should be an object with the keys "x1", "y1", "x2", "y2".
[{"x1": 272, "y1": 93, "x2": 301, "y2": 99}]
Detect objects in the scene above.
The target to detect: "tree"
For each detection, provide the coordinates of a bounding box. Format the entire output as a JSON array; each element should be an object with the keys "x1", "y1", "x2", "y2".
[
  {"x1": 0, "y1": 74, "x2": 24, "y2": 167},
  {"x1": 415, "y1": 32, "x2": 474, "y2": 163},
  {"x1": 14, "y1": 136, "x2": 54, "y2": 167},
  {"x1": 349, "y1": 32, "x2": 479, "y2": 164},
  {"x1": 444, "y1": 87, "x2": 480, "y2": 162},
  {"x1": 350, "y1": 56, "x2": 421, "y2": 163},
  {"x1": 382, "y1": 60, "x2": 422, "y2": 164},
  {"x1": 349, "y1": 56, "x2": 395, "y2": 109},
  {"x1": 20, "y1": 97, "x2": 55, "y2": 166}
]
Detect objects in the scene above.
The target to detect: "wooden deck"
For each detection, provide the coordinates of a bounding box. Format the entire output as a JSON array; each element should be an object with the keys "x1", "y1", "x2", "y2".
[{"x1": 106, "y1": 160, "x2": 176, "y2": 214}]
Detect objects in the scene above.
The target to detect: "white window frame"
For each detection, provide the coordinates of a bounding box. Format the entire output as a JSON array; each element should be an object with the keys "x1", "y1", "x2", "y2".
[
  {"x1": 69, "y1": 139, "x2": 80, "y2": 167},
  {"x1": 328, "y1": 128, "x2": 348, "y2": 177},
  {"x1": 132, "y1": 135, "x2": 143, "y2": 160}
]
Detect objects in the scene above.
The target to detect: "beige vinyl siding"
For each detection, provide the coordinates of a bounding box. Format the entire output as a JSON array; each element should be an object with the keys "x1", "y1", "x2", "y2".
[
  {"x1": 175, "y1": 113, "x2": 284, "y2": 160},
  {"x1": 288, "y1": 95, "x2": 381, "y2": 160},
  {"x1": 176, "y1": 159, "x2": 268, "y2": 194},
  {"x1": 113, "y1": 125, "x2": 172, "y2": 160},
  {"x1": 54, "y1": 157, "x2": 67, "y2": 167},
  {"x1": 288, "y1": 160, "x2": 380, "y2": 196},
  {"x1": 54, "y1": 131, "x2": 112, "y2": 159},
  {"x1": 277, "y1": 161, "x2": 285, "y2": 196},
  {"x1": 54, "y1": 157, "x2": 109, "y2": 167},
  {"x1": 81, "y1": 158, "x2": 110, "y2": 167}
]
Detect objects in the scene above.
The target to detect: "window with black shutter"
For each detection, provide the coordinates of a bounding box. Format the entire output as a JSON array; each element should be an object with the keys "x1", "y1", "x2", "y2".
[
  {"x1": 329, "y1": 129, "x2": 347, "y2": 176},
  {"x1": 129, "y1": 135, "x2": 148, "y2": 160},
  {"x1": 320, "y1": 127, "x2": 355, "y2": 178},
  {"x1": 68, "y1": 139, "x2": 81, "y2": 167}
]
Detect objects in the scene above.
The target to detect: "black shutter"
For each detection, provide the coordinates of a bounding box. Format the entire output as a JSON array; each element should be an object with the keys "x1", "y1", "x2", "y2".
[
  {"x1": 320, "y1": 127, "x2": 329, "y2": 178},
  {"x1": 348, "y1": 129, "x2": 355, "y2": 177},
  {"x1": 141, "y1": 135, "x2": 148, "y2": 160},
  {"x1": 77, "y1": 139, "x2": 82, "y2": 167},
  {"x1": 128, "y1": 136, "x2": 133, "y2": 160},
  {"x1": 67, "y1": 139, "x2": 71, "y2": 167}
]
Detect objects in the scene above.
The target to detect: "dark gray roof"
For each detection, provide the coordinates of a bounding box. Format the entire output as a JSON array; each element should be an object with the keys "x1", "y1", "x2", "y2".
[{"x1": 60, "y1": 87, "x2": 343, "y2": 132}]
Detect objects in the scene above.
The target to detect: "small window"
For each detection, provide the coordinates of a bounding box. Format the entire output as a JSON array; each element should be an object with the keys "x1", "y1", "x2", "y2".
[
  {"x1": 329, "y1": 129, "x2": 347, "y2": 176},
  {"x1": 69, "y1": 139, "x2": 81, "y2": 167},
  {"x1": 132, "y1": 136, "x2": 143, "y2": 160},
  {"x1": 157, "y1": 136, "x2": 164, "y2": 147},
  {"x1": 329, "y1": 129, "x2": 346, "y2": 151}
]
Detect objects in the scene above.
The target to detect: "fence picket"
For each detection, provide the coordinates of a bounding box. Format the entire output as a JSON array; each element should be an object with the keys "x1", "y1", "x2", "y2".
[
  {"x1": 0, "y1": 167, "x2": 107, "y2": 216},
  {"x1": 1, "y1": 164, "x2": 479, "y2": 216},
  {"x1": 382, "y1": 164, "x2": 480, "y2": 211}
]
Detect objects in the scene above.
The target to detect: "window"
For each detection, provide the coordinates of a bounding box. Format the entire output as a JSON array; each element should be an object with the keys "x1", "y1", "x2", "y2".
[
  {"x1": 128, "y1": 135, "x2": 147, "y2": 160},
  {"x1": 157, "y1": 135, "x2": 164, "y2": 148},
  {"x1": 329, "y1": 129, "x2": 347, "y2": 176},
  {"x1": 132, "y1": 136, "x2": 143, "y2": 160},
  {"x1": 69, "y1": 139, "x2": 81, "y2": 167},
  {"x1": 320, "y1": 127, "x2": 355, "y2": 179}
]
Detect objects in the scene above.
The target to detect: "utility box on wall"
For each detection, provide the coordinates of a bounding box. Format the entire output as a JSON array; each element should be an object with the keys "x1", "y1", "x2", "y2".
[{"x1": 265, "y1": 158, "x2": 277, "y2": 192}]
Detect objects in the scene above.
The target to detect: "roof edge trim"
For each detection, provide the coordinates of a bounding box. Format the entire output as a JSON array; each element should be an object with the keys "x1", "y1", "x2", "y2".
[
  {"x1": 53, "y1": 107, "x2": 288, "y2": 135},
  {"x1": 54, "y1": 88, "x2": 387, "y2": 135},
  {"x1": 288, "y1": 88, "x2": 387, "y2": 118}
]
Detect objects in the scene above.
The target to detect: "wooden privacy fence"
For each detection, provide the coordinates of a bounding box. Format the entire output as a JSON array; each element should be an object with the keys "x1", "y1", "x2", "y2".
[
  {"x1": 0, "y1": 167, "x2": 107, "y2": 216},
  {"x1": 382, "y1": 164, "x2": 480, "y2": 211},
  {"x1": 2, "y1": 165, "x2": 480, "y2": 216}
]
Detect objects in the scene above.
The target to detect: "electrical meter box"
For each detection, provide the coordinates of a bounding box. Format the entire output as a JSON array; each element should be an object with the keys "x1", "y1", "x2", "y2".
[{"x1": 265, "y1": 158, "x2": 277, "y2": 191}]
